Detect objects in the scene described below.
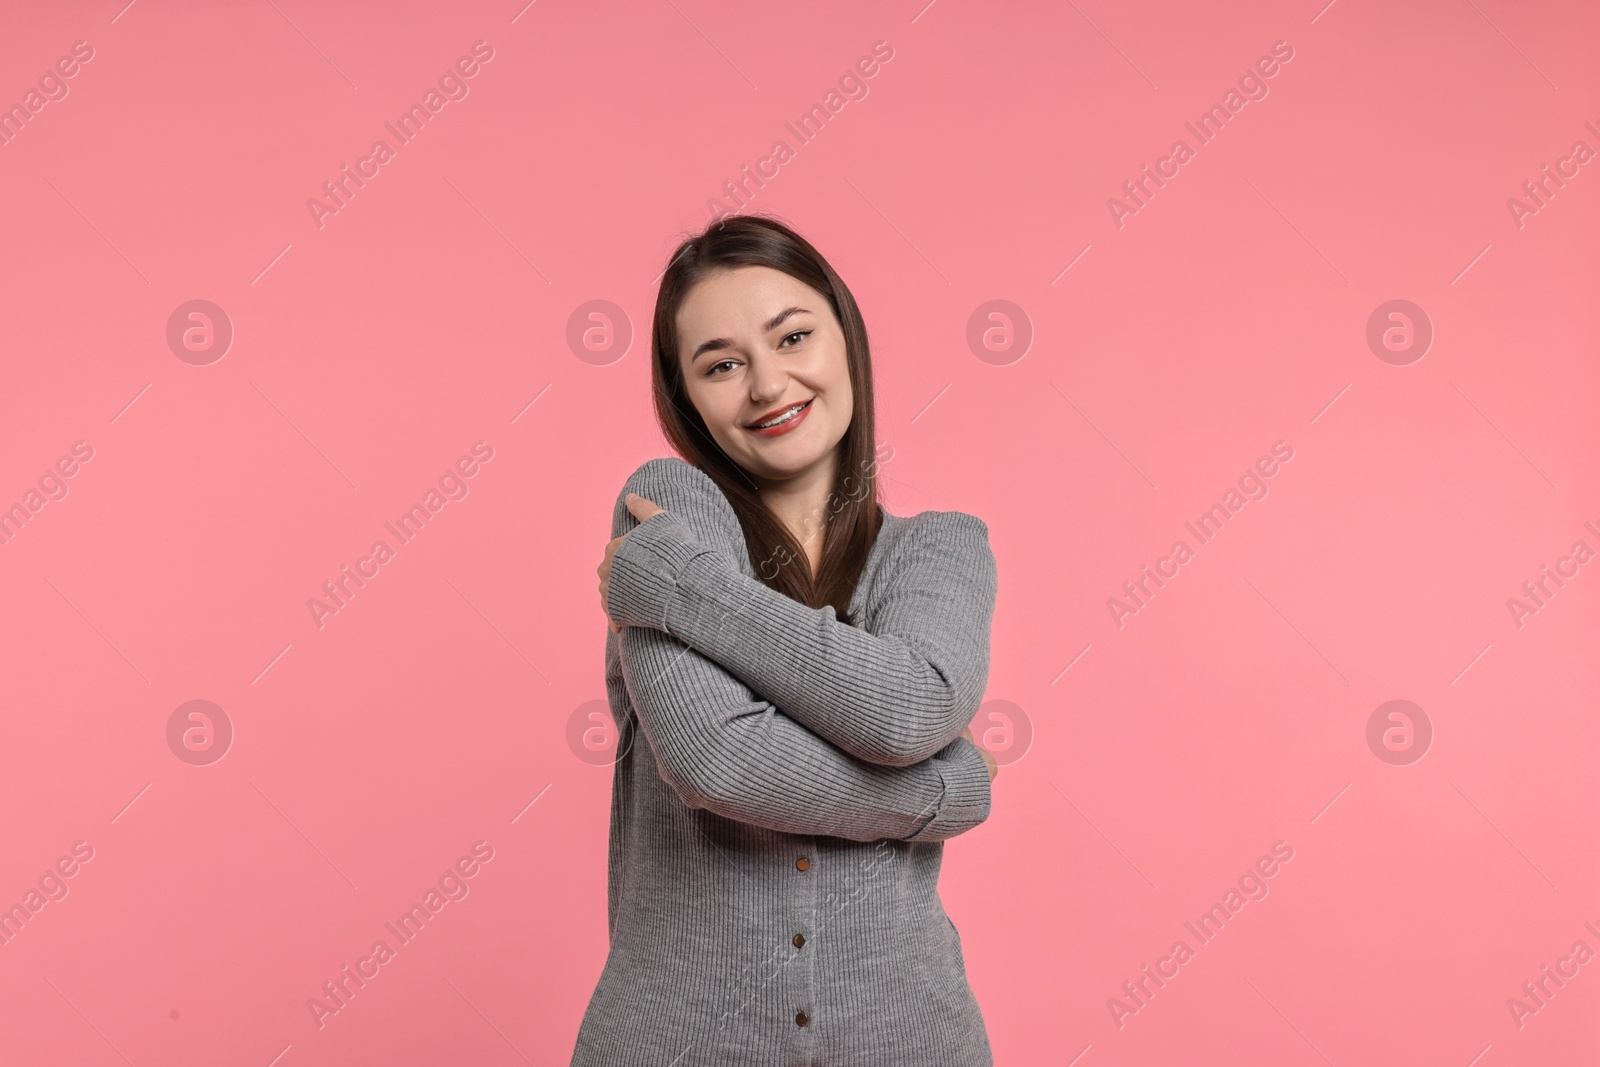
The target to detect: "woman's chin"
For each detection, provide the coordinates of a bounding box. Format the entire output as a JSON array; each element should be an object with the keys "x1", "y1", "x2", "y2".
[{"x1": 735, "y1": 446, "x2": 833, "y2": 484}]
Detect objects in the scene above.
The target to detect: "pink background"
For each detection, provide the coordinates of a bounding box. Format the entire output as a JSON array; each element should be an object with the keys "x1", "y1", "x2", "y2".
[{"x1": 1, "y1": 0, "x2": 1597, "y2": 1063}]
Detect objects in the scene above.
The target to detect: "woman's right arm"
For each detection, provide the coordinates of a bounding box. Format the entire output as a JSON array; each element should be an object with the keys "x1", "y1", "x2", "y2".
[{"x1": 614, "y1": 621, "x2": 992, "y2": 844}]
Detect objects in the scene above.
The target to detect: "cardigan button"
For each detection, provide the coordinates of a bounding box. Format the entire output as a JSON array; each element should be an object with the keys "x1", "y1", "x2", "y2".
[
  {"x1": 795, "y1": 856, "x2": 810, "y2": 871},
  {"x1": 792, "y1": 933, "x2": 805, "y2": 948},
  {"x1": 795, "y1": 1011, "x2": 810, "y2": 1027}
]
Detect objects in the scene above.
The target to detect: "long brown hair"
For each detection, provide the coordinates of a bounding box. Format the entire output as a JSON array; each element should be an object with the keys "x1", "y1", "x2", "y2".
[{"x1": 650, "y1": 214, "x2": 883, "y2": 626}]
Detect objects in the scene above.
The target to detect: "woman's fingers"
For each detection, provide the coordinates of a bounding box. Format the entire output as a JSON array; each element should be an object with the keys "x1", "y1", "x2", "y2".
[
  {"x1": 960, "y1": 725, "x2": 997, "y2": 780},
  {"x1": 597, "y1": 535, "x2": 624, "y2": 626},
  {"x1": 625, "y1": 492, "x2": 665, "y2": 523},
  {"x1": 599, "y1": 550, "x2": 614, "y2": 629}
]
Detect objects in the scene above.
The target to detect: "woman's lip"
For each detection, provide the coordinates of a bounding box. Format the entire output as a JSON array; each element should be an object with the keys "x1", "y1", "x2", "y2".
[
  {"x1": 745, "y1": 398, "x2": 813, "y2": 436},
  {"x1": 746, "y1": 398, "x2": 812, "y2": 427}
]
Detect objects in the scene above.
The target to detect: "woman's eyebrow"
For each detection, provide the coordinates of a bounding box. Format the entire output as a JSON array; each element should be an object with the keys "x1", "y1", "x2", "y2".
[
  {"x1": 690, "y1": 306, "x2": 812, "y2": 363},
  {"x1": 762, "y1": 305, "x2": 810, "y2": 333}
]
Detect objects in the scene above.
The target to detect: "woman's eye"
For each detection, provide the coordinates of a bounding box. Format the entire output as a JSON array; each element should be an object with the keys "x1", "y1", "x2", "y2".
[
  {"x1": 707, "y1": 359, "x2": 737, "y2": 376},
  {"x1": 780, "y1": 330, "x2": 811, "y2": 347}
]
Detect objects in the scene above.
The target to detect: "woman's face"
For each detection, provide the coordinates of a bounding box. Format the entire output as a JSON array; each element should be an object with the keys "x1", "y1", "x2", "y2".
[{"x1": 675, "y1": 264, "x2": 853, "y2": 488}]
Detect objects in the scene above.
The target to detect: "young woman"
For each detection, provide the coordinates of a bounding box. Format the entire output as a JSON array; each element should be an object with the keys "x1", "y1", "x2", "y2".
[{"x1": 574, "y1": 215, "x2": 1000, "y2": 1066}]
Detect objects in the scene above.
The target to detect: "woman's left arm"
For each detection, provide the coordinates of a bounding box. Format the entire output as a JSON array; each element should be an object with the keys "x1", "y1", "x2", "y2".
[{"x1": 605, "y1": 459, "x2": 997, "y2": 768}]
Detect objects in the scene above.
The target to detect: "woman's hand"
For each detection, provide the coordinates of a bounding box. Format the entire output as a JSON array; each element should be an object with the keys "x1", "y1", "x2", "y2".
[
  {"x1": 961, "y1": 726, "x2": 998, "y2": 781},
  {"x1": 598, "y1": 492, "x2": 666, "y2": 633}
]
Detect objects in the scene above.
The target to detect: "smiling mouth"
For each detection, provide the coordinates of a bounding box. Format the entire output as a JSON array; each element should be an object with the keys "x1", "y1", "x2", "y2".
[{"x1": 746, "y1": 398, "x2": 813, "y2": 429}]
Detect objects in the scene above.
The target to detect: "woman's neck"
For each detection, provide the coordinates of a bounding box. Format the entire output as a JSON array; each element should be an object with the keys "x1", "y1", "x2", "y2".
[{"x1": 757, "y1": 453, "x2": 838, "y2": 575}]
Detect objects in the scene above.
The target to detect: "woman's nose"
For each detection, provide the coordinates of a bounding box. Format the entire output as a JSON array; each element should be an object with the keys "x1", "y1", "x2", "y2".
[{"x1": 745, "y1": 350, "x2": 789, "y2": 399}]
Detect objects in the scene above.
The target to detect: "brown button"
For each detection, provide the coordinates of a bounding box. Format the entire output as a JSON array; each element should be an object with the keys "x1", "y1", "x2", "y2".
[
  {"x1": 795, "y1": 856, "x2": 810, "y2": 871},
  {"x1": 795, "y1": 1010, "x2": 809, "y2": 1027},
  {"x1": 792, "y1": 933, "x2": 805, "y2": 948}
]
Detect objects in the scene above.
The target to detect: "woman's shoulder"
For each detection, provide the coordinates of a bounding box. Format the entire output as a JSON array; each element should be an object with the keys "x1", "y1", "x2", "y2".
[
  {"x1": 883, "y1": 505, "x2": 990, "y2": 545},
  {"x1": 856, "y1": 505, "x2": 995, "y2": 622},
  {"x1": 612, "y1": 457, "x2": 742, "y2": 543},
  {"x1": 870, "y1": 505, "x2": 993, "y2": 586},
  {"x1": 622, "y1": 455, "x2": 709, "y2": 489}
]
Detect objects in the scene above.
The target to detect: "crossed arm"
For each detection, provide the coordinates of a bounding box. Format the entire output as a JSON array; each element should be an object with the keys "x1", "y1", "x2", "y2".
[
  {"x1": 605, "y1": 457, "x2": 999, "y2": 767},
  {"x1": 604, "y1": 458, "x2": 995, "y2": 842}
]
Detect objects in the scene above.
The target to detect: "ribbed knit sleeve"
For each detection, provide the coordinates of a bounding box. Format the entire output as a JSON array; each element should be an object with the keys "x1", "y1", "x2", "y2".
[
  {"x1": 606, "y1": 458, "x2": 998, "y2": 767},
  {"x1": 615, "y1": 624, "x2": 992, "y2": 842}
]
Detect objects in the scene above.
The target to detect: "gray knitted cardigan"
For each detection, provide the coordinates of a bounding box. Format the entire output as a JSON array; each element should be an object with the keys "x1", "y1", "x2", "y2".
[{"x1": 571, "y1": 457, "x2": 998, "y2": 1066}]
